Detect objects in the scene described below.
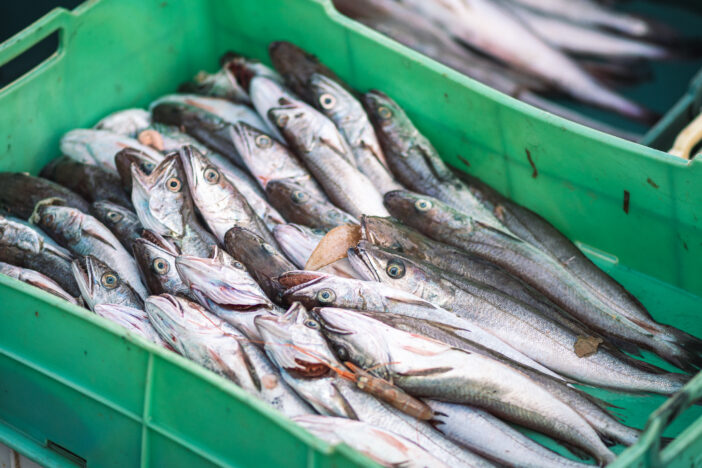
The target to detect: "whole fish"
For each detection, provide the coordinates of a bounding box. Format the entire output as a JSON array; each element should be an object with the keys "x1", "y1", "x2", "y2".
[
  {"x1": 229, "y1": 121, "x2": 326, "y2": 198},
  {"x1": 362, "y1": 91, "x2": 504, "y2": 229},
  {"x1": 94, "y1": 108, "x2": 151, "y2": 137},
  {"x1": 30, "y1": 198, "x2": 148, "y2": 299},
  {"x1": 458, "y1": 173, "x2": 702, "y2": 360},
  {"x1": 0, "y1": 261, "x2": 79, "y2": 305},
  {"x1": 293, "y1": 415, "x2": 449, "y2": 468},
  {"x1": 313, "y1": 307, "x2": 616, "y2": 465},
  {"x1": 383, "y1": 190, "x2": 702, "y2": 372},
  {"x1": 145, "y1": 294, "x2": 311, "y2": 417},
  {"x1": 398, "y1": 0, "x2": 655, "y2": 121},
  {"x1": 224, "y1": 227, "x2": 296, "y2": 304},
  {"x1": 130, "y1": 153, "x2": 217, "y2": 258},
  {"x1": 93, "y1": 303, "x2": 166, "y2": 346},
  {"x1": 40, "y1": 156, "x2": 132, "y2": 207},
  {"x1": 273, "y1": 224, "x2": 325, "y2": 268},
  {"x1": 308, "y1": 74, "x2": 402, "y2": 194},
  {"x1": 90, "y1": 201, "x2": 143, "y2": 253},
  {"x1": 60, "y1": 129, "x2": 164, "y2": 174},
  {"x1": 175, "y1": 247, "x2": 277, "y2": 342},
  {"x1": 255, "y1": 304, "x2": 495, "y2": 468},
  {"x1": 138, "y1": 123, "x2": 285, "y2": 230},
  {"x1": 348, "y1": 240, "x2": 689, "y2": 394},
  {"x1": 265, "y1": 179, "x2": 358, "y2": 230},
  {"x1": 133, "y1": 232, "x2": 190, "y2": 297},
  {"x1": 179, "y1": 145, "x2": 277, "y2": 245},
  {"x1": 280, "y1": 270, "x2": 563, "y2": 379},
  {"x1": 71, "y1": 255, "x2": 144, "y2": 310},
  {"x1": 0, "y1": 214, "x2": 79, "y2": 296},
  {"x1": 427, "y1": 401, "x2": 589, "y2": 468},
  {"x1": 150, "y1": 94, "x2": 281, "y2": 163},
  {"x1": 180, "y1": 53, "x2": 283, "y2": 104},
  {"x1": 0, "y1": 172, "x2": 90, "y2": 219},
  {"x1": 262, "y1": 86, "x2": 388, "y2": 218}
]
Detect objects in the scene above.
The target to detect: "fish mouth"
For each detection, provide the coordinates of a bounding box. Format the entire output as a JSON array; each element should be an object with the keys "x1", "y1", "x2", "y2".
[
  {"x1": 346, "y1": 246, "x2": 380, "y2": 282},
  {"x1": 145, "y1": 294, "x2": 183, "y2": 326},
  {"x1": 71, "y1": 258, "x2": 94, "y2": 308}
]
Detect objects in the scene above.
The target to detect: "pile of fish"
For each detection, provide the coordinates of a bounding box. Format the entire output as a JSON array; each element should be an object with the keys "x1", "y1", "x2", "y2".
[
  {"x1": 333, "y1": 0, "x2": 702, "y2": 137},
  {"x1": 2, "y1": 41, "x2": 701, "y2": 467}
]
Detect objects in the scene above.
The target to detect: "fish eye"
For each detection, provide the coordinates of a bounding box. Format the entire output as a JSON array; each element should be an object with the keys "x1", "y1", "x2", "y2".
[
  {"x1": 203, "y1": 167, "x2": 220, "y2": 184},
  {"x1": 414, "y1": 199, "x2": 432, "y2": 212},
  {"x1": 107, "y1": 211, "x2": 123, "y2": 222},
  {"x1": 44, "y1": 213, "x2": 55, "y2": 224},
  {"x1": 101, "y1": 272, "x2": 119, "y2": 289},
  {"x1": 255, "y1": 134, "x2": 272, "y2": 149},
  {"x1": 276, "y1": 114, "x2": 289, "y2": 128},
  {"x1": 152, "y1": 257, "x2": 170, "y2": 275},
  {"x1": 166, "y1": 177, "x2": 182, "y2": 192},
  {"x1": 304, "y1": 319, "x2": 320, "y2": 329},
  {"x1": 232, "y1": 261, "x2": 245, "y2": 270},
  {"x1": 291, "y1": 190, "x2": 309, "y2": 204},
  {"x1": 261, "y1": 243, "x2": 276, "y2": 255},
  {"x1": 386, "y1": 259, "x2": 406, "y2": 279},
  {"x1": 316, "y1": 288, "x2": 336, "y2": 304},
  {"x1": 335, "y1": 345, "x2": 349, "y2": 361},
  {"x1": 319, "y1": 93, "x2": 336, "y2": 110},
  {"x1": 143, "y1": 162, "x2": 155, "y2": 172},
  {"x1": 377, "y1": 106, "x2": 393, "y2": 120}
]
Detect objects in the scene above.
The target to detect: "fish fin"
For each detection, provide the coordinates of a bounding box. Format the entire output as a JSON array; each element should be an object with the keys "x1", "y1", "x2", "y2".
[
  {"x1": 414, "y1": 141, "x2": 453, "y2": 182},
  {"x1": 665, "y1": 326, "x2": 702, "y2": 354},
  {"x1": 396, "y1": 366, "x2": 453, "y2": 377},
  {"x1": 207, "y1": 348, "x2": 242, "y2": 387},
  {"x1": 474, "y1": 220, "x2": 525, "y2": 243},
  {"x1": 558, "y1": 441, "x2": 591, "y2": 461},
  {"x1": 82, "y1": 226, "x2": 120, "y2": 249},
  {"x1": 318, "y1": 137, "x2": 355, "y2": 166},
  {"x1": 603, "y1": 335, "x2": 643, "y2": 357},
  {"x1": 359, "y1": 140, "x2": 390, "y2": 170},
  {"x1": 331, "y1": 381, "x2": 358, "y2": 420}
]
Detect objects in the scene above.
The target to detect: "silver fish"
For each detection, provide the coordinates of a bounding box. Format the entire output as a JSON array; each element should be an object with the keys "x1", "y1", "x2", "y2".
[
  {"x1": 175, "y1": 247, "x2": 277, "y2": 342},
  {"x1": 273, "y1": 224, "x2": 325, "y2": 268},
  {"x1": 0, "y1": 261, "x2": 78, "y2": 305},
  {"x1": 72, "y1": 255, "x2": 144, "y2": 310},
  {"x1": 308, "y1": 74, "x2": 402, "y2": 194},
  {"x1": 93, "y1": 303, "x2": 166, "y2": 346},
  {"x1": 60, "y1": 129, "x2": 164, "y2": 174},
  {"x1": 30, "y1": 198, "x2": 147, "y2": 299},
  {"x1": 293, "y1": 415, "x2": 449, "y2": 468},
  {"x1": 94, "y1": 108, "x2": 152, "y2": 137},
  {"x1": 133, "y1": 232, "x2": 191, "y2": 297},
  {"x1": 314, "y1": 307, "x2": 616, "y2": 465},
  {"x1": 179, "y1": 145, "x2": 277, "y2": 245}
]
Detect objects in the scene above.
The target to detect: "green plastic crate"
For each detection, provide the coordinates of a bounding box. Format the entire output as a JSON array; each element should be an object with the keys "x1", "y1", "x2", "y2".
[{"x1": 1, "y1": 0, "x2": 702, "y2": 467}]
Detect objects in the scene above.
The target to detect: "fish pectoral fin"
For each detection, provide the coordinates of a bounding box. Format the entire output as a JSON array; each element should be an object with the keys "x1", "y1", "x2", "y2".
[
  {"x1": 82, "y1": 227, "x2": 119, "y2": 249},
  {"x1": 318, "y1": 137, "x2": 355, "y2": 166},
  {"x1": 207, "y1": 348, "x2": 242, "y2": 387},
  {"x1": 330, "y1": 381, "x2": 359, "y2": 420},
  {"x1": 474, "y1": 220, "x2": 524, "y2": 243},
  {"x1": 396, "y1": 366, "x2": 453, "y2": 377}
]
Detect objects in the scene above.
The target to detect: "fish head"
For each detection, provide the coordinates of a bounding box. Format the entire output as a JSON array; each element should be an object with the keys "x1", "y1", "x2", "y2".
[
  {"x1": 272, "y1": 223, "x2": 324, "y2": 267},
  {"x1": 132, "y1": 235, "x2": 183, "y2": 296},
  {"x1": 308, "y1": 74, "x2": 356, "y2": 124},
  {"x1": 0, "y1": 216, "x2": 43, "y2": 255},
  {"x1": 255, "y1": 302, "x2": 338, "y2": 378},
  {"x1": 362, "y1": 90, "x2": 416, "y2": 155},
  {"x1": 268, "y1": 41, "x2": 340, "y2": 100},
  {"x1": 95, "y1": 108, "x2": 152, "y2": 137},
  {"x1": 360, "y1": 215, "x2": 416, "y2": 251},
  {"x1": 178, "y1": 144, "x2": 232, "y2": 211},
  {"x1": 312, "y1": 307, "x2": 393, "y2": 380},
  {"x1": 383, "y1": 190, "x2": 470, "y2": 232},
  {"x1": 91, "y1": 201, "x2": 136, "y2": 229},
  {"x1": 29, "y1": 198, "x2": 84, "y2": 247},
  {"x1": 224, "y1": 226, "x2": 289, "y2": 270},
  {"x1": 280, "y1": 270, "x2": 368, "y2": 309},
  {"x1": 130, "y1": 153, "x2": 190, "y2": 237},
  {"x1": 229, "y1": 122, "x2": 288, "y2": 188},
  {"x1": 224, "y1": 53, "x2": 282, "y2": 94},
  {"x1": 266, "y1": 97, "x2": 317, "y2": 153},
  {"x1": 72, "y1": 255, "x2": 142, "y2": 310},
  {"x1": 249, "y1": 75, "x2": 295, "y2": 124},
  {"x1": 175, "y1": 248, "x2": 272, "y2": 310}
]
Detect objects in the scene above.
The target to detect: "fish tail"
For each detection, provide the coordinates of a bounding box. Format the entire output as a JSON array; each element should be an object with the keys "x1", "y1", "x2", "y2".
[{"x1": 653, "y1": 339, "x2": 702, "y2": 375}]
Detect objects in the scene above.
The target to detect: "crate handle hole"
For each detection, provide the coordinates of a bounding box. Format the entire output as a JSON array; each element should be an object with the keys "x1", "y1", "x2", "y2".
[{"x1": 0, "y1": 31, "x2": 59, "y2": 91}]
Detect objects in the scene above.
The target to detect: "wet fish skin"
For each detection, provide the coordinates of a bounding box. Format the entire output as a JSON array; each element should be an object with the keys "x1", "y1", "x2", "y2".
[
  {"x1": 0, "y1": 172, "x2": 91, "y2": 220},
  {"x1": 175, "y1": 247, "x2": 276, "y2": 342},
  {"x1": 94, "y1": 108, "x2": 151, "y2": 137},
  {"x1": 133, "y1": 233, "x2": 190, "y2": 297},
  {"x1": 294, "y1": 415, "x2": 450, "y2": 468},
  {"x1": 383, "y1": 189, "x2": 702, "y2": 371},
  {"x1": 0, "y1": 214, "x2": 79, "y2": 296},
  {"x1": 229, "y1": 121, "x2": 326, "y2": 198},
  {"x1": 255, "y1": 304, "x2": 494, "y2": 468},
  {"x1": 349, "y1": 240, "x2": 689, "y2": 395},
  {"x1": 93, "y1": 303, "x2": 166, "y2": 346},
  {"x1": 61, "y1": 129, "x2": 164, "y2": 174},
  {"x1": 266, "y1": 179, "x2": 358, "y2": 230},
  {"x1": 263, "y1": 88, "x2": 389, "y2": 218},
  {"x1": 90, "y1": 201, "x2": 143, "y2": 253},
  {"x1": 307, "y1": 74, "x2": 402, "y2": 194},
  {"x1": 273, "y1": 224, "x2": 325, "y2": 269},
  {"x1": 41, "y1": 157, "x2": 132, "y2": 208},
  {"x1": 362, "y1": 91, "x2": 503, "y2": 228},
  {"x1": 0, "y1": 261, "x2": 79, "y2": 305},
  {"x1": 224, "y1": 227, "x2": 296, "y2": 305},
  {"x1": 179, "y1": 145, "x2": 277, "y2": 245},
  {"x1": 314, "y1": 307, "x2": 616, "y2": 465},
  {"x1": 72, "y1": 255, "x2": 144, "y2": 310},
  {"x1": 130, "y1": 153, "x2": 217, "y2": 258}
]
